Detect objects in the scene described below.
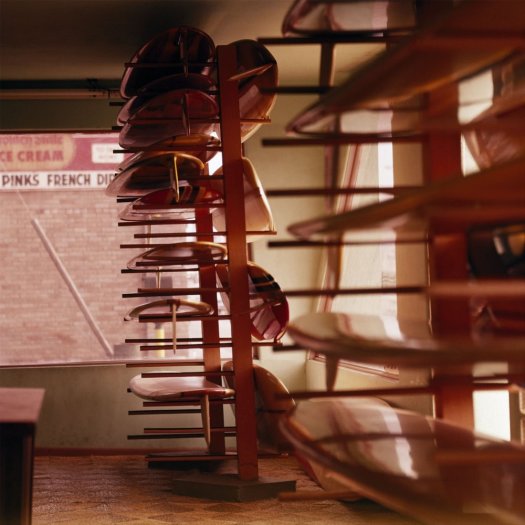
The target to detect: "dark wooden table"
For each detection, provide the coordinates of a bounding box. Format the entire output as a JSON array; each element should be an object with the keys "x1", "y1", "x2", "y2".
[{"x1": 0, "y1": 388, "x2": 45, "y2": 525}]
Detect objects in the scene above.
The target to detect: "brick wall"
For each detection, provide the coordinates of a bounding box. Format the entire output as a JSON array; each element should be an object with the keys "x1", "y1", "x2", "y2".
[{"x1": 0, "y1": 189, "x2": 194, "y2": 365}]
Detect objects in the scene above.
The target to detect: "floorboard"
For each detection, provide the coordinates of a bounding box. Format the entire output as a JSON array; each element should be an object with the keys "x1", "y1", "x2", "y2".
[{"x1": 32, "y1": 455, "x2": 419, "y2": 524}]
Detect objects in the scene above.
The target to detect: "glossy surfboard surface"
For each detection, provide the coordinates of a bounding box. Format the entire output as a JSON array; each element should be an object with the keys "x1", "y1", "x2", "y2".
[
  {"x1": 118, "y1": 89, "x2": 219, "y2": 149},
  {"x1": 119, "y1": 184, "x2": 223, "y2": 221},
  {"x1": 129, "y1": 375, "x2": 234, "y2": 402},
  {"x1": 301, "y1": 87, "x2": 525, "y2": 141},
  {"x1": 126, "y1": 242, "x2": 227, "y2": 270},
  {"x1": 235, "y1": 39, "x2": 278, "y2": 142},
  {"x1": 114, "y1": 155, "x2": 274, "y2": 229},
  {"x1": 116, "y1": 134, "x2": 220, "y2": 170},
  {"x1": 124, "y1": 298, "x2": 213, "y2": 321},
  {"x1": 287, "y1": 311, "x2": 525, "y2": 369},
  {"x1": 282, "y1": 0, "x2": 416, "y2": 36},
  {"x1": 210, "y1": 157, "x2": 275, "y2": 240},
  {"x1": 106, "y1": 152, "x2": 205, "y2": 198},
  {"x1": 287, "y1": 0, "x2": 525, "y2": 136},
  {"x1": 309, "y1": 52, "x2": 525, "y2": 148},
  {"x1": 459, "y1": 52, "x2": 525, "y2": 169},
  {"x1": 143, "y1": 134, "x2": 221, "y2": 163},
  {"x1": 463, "y1": 104, "x2": 525, "y2": 170},
  {"x1": 216, "y1": 262, "x2": 289, "y2": 341},
  {"x1": 117, "y1": 73, "x2": 215, "y2": 125},
  {"x1": 212, "y1": 39, "x2": 278, "y2": 142},
  {"x1": 221, "y1": 360, "x2": 386, "y2": 498},
  {"x1": 288, "y1": 156, "x2": 525, "y2": 239},
  {"x1": 222, "y1": 360, "x2": 294, "y2": 452},
  {"x1": 280, "y1": 399, "x2": 525, "y2": 525},
  {"x1": 245, "y1": 365, "x2": 388, "y2": 499},
  {"x1": 120, "y1": 26, "x2": 215, "y2": 99}
]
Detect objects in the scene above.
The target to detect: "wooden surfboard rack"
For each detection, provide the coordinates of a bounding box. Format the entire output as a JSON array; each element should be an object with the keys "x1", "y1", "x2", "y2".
[
  {"x1": 108, "y1": 35, "x2": 292, "y2": 495},
  {"x1": 258, "y1": 0, "x2": 525, "y2": 519},
  {"x1": 261, "y1": 0, "x2": 525, "y2": 422}
]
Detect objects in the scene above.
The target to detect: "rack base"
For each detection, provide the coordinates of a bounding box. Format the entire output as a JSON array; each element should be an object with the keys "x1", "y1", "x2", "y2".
[{"x1": 172, "y1": 472, "x2": 296, "y2": 501}]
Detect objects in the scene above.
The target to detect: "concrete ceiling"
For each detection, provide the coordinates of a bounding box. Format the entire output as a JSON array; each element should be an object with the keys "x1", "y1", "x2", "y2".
[
  {"x1": 0, "y1": 0, "x2": 384, "y2": 90},
  {"x1": 0, "y1": 0, "x2": 294, "y2": 83}
]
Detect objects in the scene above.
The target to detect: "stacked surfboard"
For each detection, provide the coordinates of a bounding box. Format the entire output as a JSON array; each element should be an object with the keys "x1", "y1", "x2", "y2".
[
  {"x1": 105, "y1": 26, "x2": 289, "y2": 454},
  {"x1": 263, "y1": 1, "x2": 525, "y2": 523}
]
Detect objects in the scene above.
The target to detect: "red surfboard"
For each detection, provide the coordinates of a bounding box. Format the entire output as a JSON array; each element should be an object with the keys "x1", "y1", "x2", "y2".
[{"x1": 215, "y1": 262, "x2": 289, "y2": 341}]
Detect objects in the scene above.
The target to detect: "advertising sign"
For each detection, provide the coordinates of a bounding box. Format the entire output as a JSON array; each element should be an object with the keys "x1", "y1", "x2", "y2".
[{"x1": 0, "y1": 133, "x2": 124, "y2": 190}]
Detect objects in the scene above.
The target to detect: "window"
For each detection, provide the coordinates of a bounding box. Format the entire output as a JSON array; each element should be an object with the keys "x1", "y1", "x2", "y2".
[
  {"x1": 312, "y1": 143, "x2": 400, "y2": 380},
  {"x1": 0, "y1": 132, "x2": 202, "y2": 366}
]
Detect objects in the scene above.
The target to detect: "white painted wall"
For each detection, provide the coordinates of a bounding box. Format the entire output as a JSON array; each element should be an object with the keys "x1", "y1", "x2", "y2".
[{"x1": 0, "y1": 359, "x2": 310, "y2": 450}]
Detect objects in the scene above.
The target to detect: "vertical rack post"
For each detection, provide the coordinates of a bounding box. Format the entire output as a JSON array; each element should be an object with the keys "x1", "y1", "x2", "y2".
[
  {"x1": 196, "y1": 208, "x2": 225, "y2": 455},
  {"x1": 423, "y1": 86, "x2": 475, "y2": 427},
  {"x1": 217, "y1": 44, "x2": 259, "y2": 480}
]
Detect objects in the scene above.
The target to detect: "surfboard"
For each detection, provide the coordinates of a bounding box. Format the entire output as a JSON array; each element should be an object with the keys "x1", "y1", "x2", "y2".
[
  {"x1": 212, "y1": 39, "x2": 278, "y2": 143},
  {"x1": 120, "y1": 26, "x2": 215, "y2": 99},
  {"x1": 113, "y1": 155, "x2": 274, "y2": 233},
  {"x1": 129, "y1": 374, "x2": 234, "y2": 447},
  {"x1": 122, "y1": 35, "x2": 276, "y2": 143},
  {"x1": 125, "y1": 298, "x2": 213, "y2": 354},
  {"x1": 106, "y1": 152, "x2": 205, "y2": 198},
  {"x1": 287, "y1": 0, "x2": 525, "y2": 136},
  {"x1": 124, "y1": 298, "x2": 213, "y2": 322},
  {"x1": 294, "y1": 86, "x2": 525, "y2": 141},
  {"x1": 118, "y1": 184, "x2": 223, "y2": 222},
  {"x1": 463, "y1": 95, "x2": 525, "y2": 170},
  {"x1": 126, "y1": 242, "x2": 227, "y2": 270},
  {"x1": 117, "y1": 73, "x2": 215, "y2": 126},
  {"x1": 115, "y1": 148, "x2": 206, "y2": 177},
  {"x1": 129, "y1": 375, "x2": 234, "y2": 402},
  {"x1": 222, "y1": 361, "x2": 390, "y2": 498},
  {"x1": 282, "y1": 0, "x2": 416, "y2": 36},
  {"x1": 210, "y1": 157, "x2": 275, "y2": 240},
  {"x1": 222, "y1": 360, "x2": 294, "y2": 452},
  {"x1": 291, "y1": 51, "x2": 525, "y2": 147},
  {"x1": 116, "y1": 134, "x2": 220, "y2": 171},
  {"x1": 280, "y1": 399, "x2": 525, "y2": 524},
  {"x1": 142, "y1": 134, "x2": 221, "y2": 162},
  {"x1": 286, "y1": 311, "x2": 525, "y2": 369},
  {"x1": 287, "y1": 156, "x2": 525, "y2": 239},
  {"x1": 215, "y1": 262, "x2": 289, "y2": 341},
  {"x1": 118, "y1": 89, "x2": 219, "y2": 150}
]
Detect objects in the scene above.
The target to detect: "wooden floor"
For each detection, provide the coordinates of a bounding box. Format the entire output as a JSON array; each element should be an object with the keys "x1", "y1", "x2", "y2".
[{"x1": 32, "y1": 455, "x2": 419, "y2": 524}]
